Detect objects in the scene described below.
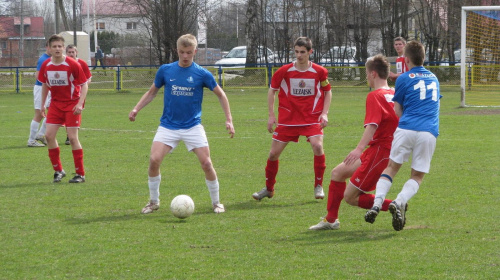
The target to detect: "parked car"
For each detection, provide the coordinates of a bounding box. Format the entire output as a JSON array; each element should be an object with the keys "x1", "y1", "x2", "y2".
[
  {"x1": 214, "y1": 46, "x2": 275, "y2": 68},
  {"x1": 320, "y1": 46, "x2": 356, "y2": 66},
  {"x1": 320, "y1": 46, "x2": 358, "y2": 79}
]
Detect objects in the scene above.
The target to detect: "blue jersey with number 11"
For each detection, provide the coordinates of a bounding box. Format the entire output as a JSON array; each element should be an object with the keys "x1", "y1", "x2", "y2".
[{"x1": 393, "y1": 66, "x2": 442, "y2": 137}]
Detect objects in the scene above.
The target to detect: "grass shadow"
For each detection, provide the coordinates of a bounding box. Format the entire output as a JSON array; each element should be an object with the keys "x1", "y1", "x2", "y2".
[
  {"x1": 290, "y1": 228, "x2": 398, "y2": 244},
  {"x1": 226, "y1": 199, "x2": 318, "y2": 211}
]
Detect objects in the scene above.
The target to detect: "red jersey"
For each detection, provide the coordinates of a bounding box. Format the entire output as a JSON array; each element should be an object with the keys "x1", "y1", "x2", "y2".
[
  {"x1": 75, "y1": 58, "x2": 92, "y2": 82},
  {"x1": 364, "y1": 88, "x2": 399, "y2": 149},
  {"x1": 271, "y1": 62, "x2": 331, "y2": 126},
  {"x1": 38, "y1": 56, "x2": 88, "y2": 111},
  {"x1": 396, "y1": 56, "x2": 408, "y2": 74}
]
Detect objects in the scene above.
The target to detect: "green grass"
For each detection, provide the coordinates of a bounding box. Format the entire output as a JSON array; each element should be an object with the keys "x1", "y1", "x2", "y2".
[{"x1": 0, "y1": 87, "x2": 499, "y2": 279}]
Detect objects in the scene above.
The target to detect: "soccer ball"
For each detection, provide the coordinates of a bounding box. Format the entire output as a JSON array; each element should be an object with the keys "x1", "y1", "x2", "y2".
[{"x1": 170, "y1": 195, "x2": 195, "y2": 219}]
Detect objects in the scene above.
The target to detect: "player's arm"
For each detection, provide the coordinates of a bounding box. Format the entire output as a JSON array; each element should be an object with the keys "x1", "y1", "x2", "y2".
[
  {"x1": 73, "y1": 83, "x2": 88, "y2": 115},
  {"x1": 394, "y1": 101, "x2": 403, "y2": 117},
  {"x1": 319, "y1": 90, "x2": 332, "y2": 128},
  {"x1": 40, "y1": 83, "x2": 49, "y2": 118},
  {"x1": 267, "y1": 87, "x2": 278, "y2": 133},
  {"x1": 389, "y1": 71, "x2": 401, "y2": 82},
  {"x1": 129, "y1": 83, "x2": 160, "y2": 121},
  {"x1": 343, "y1": 124, "x2": 377, "y2": 165},
  {"x1": 212, "y1": 85, "x2": 235, "y2": 138}
]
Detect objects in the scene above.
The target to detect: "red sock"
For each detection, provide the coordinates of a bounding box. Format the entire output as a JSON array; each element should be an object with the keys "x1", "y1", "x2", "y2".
[
  {"x1": 314, "y1": 154, "x2": 326, "y2": 187},
  {"x1": 48, "y1": 147, "x2": 63, "y2": 172},
  {"x1": 325, "y1": 180, "x2": 346, "y2": 223},
  {"x1": 265, "y1": 159, "x2": 278, "y2": 191},
  {"x1": 357, "y1": 193, "x2": 392, "y2": 211},
  {"x1": 72, "y1": 149, "x2": 85, "y2": 176}
]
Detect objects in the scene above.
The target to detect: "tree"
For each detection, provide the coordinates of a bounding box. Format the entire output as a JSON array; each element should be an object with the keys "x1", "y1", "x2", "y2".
[
  {"x1": 245, "y1": 0, "x2": 259, "y2": 65},
  {"x1": 349, "y1": 0, "x2": 372, "y2": 63},
  {"x1": 205, "y1": 1, "x2": 240, "y2": 51},
  {"x1": 124, "y1": 0, "x2": 201, "y2": 64},
  {"x1": 324, "y1": 0, "x2": 351, "y2": 53},
  {"x1": 90, "y1": 30, "x2": 120, "y2": 54},
  {"x1": 412, "y1": 0, "x2": 446, "y2": 65},
  {"x1": 375, "y1": 0, "x2": 410, "y2": 57}
]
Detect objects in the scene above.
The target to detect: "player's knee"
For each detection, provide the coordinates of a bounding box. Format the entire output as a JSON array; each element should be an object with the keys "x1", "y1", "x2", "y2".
[
  {"x1": 199, "y1": 158, "x2": 213, "y2": 172},
  {"x1": 45, "y1": 133, "x2": 56, "y2": 142},
  {"x1": 331, "y1": 166, "x2": 348, "y2": 181},
  {"x1": 149, "y1": 155, "x2": 163, "y2": 168},
  {"x1": 343, "y1": 193, "x2": 358, "y2": 206},
  {"x1": 311, "y1": 143, "x2": 323, "y2": 154},
  {"x1": 330, "y1": 166, "x2": 341, "y2": 180},
  {"x1": 268, "y1": 151, "x2": 280, "y2": 161}
]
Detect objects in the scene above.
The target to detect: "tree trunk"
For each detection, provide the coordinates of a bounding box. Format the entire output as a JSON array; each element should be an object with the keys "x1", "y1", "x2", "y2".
[{"x1": 245, "y1": 0, "x2": 259, "y2": 66}]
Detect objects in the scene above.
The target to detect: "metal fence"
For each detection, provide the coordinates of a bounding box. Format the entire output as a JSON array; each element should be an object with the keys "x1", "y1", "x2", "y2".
[{"x1": 0, "y1": 63, "x2": 464, "y2": 93}]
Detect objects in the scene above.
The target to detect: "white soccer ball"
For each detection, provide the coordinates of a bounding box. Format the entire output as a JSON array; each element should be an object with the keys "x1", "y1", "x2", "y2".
[{"x1": 170, "y1": 195, "x2": 195, "y2": 219}]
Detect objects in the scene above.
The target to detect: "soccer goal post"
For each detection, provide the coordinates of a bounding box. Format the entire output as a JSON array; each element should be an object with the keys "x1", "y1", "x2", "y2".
[{"x1": 461, "y1": 6, "x2": 500, "y2": 107}]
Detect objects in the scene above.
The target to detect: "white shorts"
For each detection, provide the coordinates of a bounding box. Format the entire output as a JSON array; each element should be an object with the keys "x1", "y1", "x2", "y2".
[
  {"x1": 390, "y1": 128, "x2": 437, "y2": 173},
  {"x1": 33, "y1": 85, "x2": 51, "y2": 109},
  {"x1": 153, "y1": 124, "x2": 209, "y2": 152}
]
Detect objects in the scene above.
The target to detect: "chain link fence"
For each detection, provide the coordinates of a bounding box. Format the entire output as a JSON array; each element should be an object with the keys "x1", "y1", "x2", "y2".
[{"x1": 1, "y1": 64, "x2": 466, "y2": 93}]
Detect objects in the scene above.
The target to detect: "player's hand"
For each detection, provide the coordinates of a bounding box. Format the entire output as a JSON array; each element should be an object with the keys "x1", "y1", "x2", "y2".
[
  {"x1": 129, "y1": 109, "x2": 138, "y2": 122},
  {"x1": 267, "y1": 116, "x2": 276, "y2": 133},
  {"x1": 226, "y1": 121, "x2": 235, "y2": 138},
  {"x1": 344, "y1": 148, "x2": 362, "y2": 165},
  {"x1": 41, "y1": 106, "x2": 46, "y2": 118},
  {"x1": 388, "y1": 72, "x2": 398, "y2": 82},
  {"x1": 319, "y1": 114, "x2": 328, "y2": 128},
  {"x1": 73, "y1": 103, "x2": 84, "y2": 115}
]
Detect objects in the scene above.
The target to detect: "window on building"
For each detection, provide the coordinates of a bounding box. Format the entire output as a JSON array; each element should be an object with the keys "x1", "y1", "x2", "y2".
[
  {"x1": 1, "y1": 41, "x2": 7, "y2": 49},
  {"x1": 96, "y1": 22, "x2": 106, "y2": 30},
  {"x1": 127, "y1": 22, "x2": 137, "y2": 30}
]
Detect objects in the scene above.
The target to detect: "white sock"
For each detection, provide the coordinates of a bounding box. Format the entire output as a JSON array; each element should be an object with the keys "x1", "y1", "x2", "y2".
[
  {"x1": 148, "y1": 175, "x2": 161, "y2": 202},
  {"x1": 395, "y1": 179, "x2": 419, "y2": 206},
  {"x1": 373, "y1": 179, "x2": 392, "y2": 208},
  {"x1": 37, "y1": 118, "x2": 47, "y2": 137},
  {"x1": 29, "y1": 120, "x2": 40, "y2": 141},
  {"x1": 206, "y1": 178, "x2": 220, "y2": 205}
]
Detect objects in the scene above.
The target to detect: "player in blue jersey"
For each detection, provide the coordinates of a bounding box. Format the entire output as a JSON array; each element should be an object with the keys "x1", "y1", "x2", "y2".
[
  {"x1": 366, "y1": 40, "x2": 441, "y2": 231},
  {"x1": 27, "y1": 41, "x2": 51, "y2": 147},
  {"x1": 129, "y1": 34, "x2": 235, "y2": 215}
]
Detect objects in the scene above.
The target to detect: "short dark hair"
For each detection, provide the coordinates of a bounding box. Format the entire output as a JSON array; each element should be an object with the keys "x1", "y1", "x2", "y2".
[
  {"x1": 366, "y1": 54, "x2": 390, "y2": 79},
  {"x1": 294, "y1": 37, "x2": 312, "y2": 51},
  {"x1": 394, "y1": 37, "x2": 406, "y2": 44},
  {"x1": 66, "y1": 44, "x2": 77, "y2": 51},
  {"x1": 404, "y1": 40, "x2": 425, "y2": 66},
  {"x1": 48, "y1": 34, "x2": 65, "y2": 46}
]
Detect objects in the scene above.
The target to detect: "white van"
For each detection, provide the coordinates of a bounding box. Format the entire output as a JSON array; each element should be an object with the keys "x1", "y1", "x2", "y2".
[
  {"x1": 214, "y1": 46, "x2": 275, "y2": 67},
  {"x1": 320, "y1": 46, "x2": 358, "y2": 79},
  {"x1": 320, "y1": 46, "x2": 357, "y2": 66}
]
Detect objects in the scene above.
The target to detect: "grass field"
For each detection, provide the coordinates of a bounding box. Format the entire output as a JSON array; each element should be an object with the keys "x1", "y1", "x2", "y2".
[{"x1": 0, "y1": 87, "x2": 499, "y2": 279}]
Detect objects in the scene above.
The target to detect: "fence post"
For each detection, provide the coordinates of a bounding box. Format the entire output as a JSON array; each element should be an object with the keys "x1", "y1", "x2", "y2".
[
  {"x1": 267, "y1": 64, "x2": 273, "y2": 87},
  {"x1": 217, "y1": 66, "x2": 222, "y2": 87},
  {"x1": 116, "y1": 65, "x2": 121, "y2": 91},
  {"x1": 16, "y1": 68, "x2": 20, "y2": 93}
]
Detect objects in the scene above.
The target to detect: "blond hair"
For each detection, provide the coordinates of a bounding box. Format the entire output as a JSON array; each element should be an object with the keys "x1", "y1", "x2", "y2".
[{"x1": 177, "y1": 34, "x2": 197, "y2": 49}]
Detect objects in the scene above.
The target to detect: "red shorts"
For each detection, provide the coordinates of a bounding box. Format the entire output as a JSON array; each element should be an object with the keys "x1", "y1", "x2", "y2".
[
  {"x1": 46, "y1": 103, "x2": 82, "y2": 127},
  {"x1": 349, "y1": 145, "x2": 390, "y2": 192},
  {"x1": 272, "y1": 124, "x2": 323, "y2": 143}
]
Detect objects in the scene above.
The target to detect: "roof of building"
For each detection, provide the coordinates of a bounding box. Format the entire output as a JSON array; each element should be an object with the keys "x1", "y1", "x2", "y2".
[{"x1": 0, "y1": 17, "x2": 44, "y2": 39}]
